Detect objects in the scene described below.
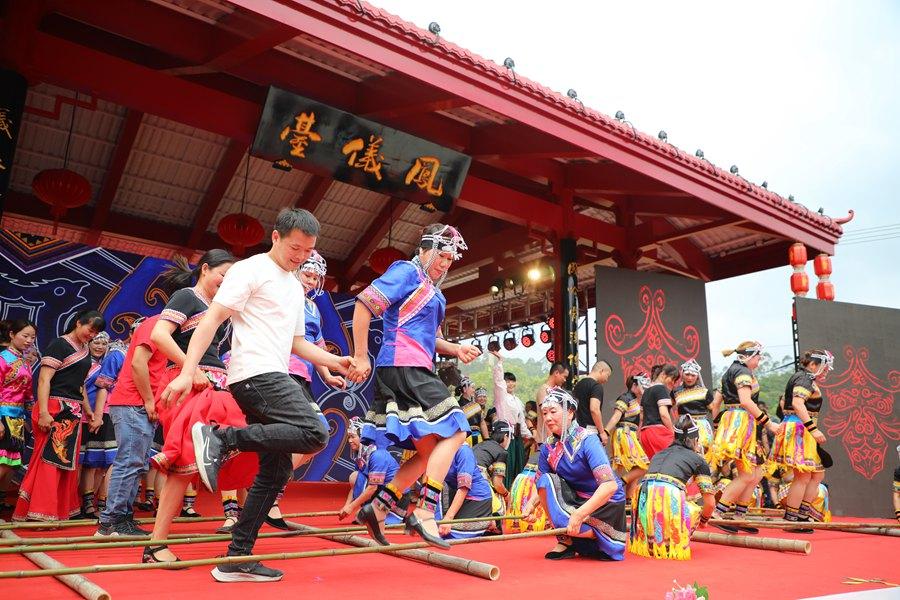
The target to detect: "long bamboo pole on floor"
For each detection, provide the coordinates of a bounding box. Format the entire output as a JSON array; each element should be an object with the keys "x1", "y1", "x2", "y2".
[
  {"x1": 0, "y1": 515, "x2": 519, "y2": 554},
  {"x1": 712, "y1": 519, "x2": 900, "y2": 531},
  {"x1": 0, "y1": 514, "x2": 528, "y2": 548},
  {"x1": 691, "y1": 531, "x2": 811, "y2": 554},
  {"x1": 0, "y1": 510, "x2": 340, "y2": 531},
  {"x1": 0, "y1": 527, "x2": 568, "y2": 580},
  {"x1": 835, "y1": 526, "x2": 900, "y2": 538},
  {"x1": 0, "y1": 519, "x2": 110, "y2": 600}
]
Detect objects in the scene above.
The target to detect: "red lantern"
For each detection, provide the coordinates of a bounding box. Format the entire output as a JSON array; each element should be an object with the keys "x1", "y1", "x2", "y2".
[
  {"x1": 816, "y1": 280, "x2": 835, "y2": 301},
  {"x1": 369, "y1": 246, "x2": 405, "y2": 275},
  {"x1": 788, "y1": 242, "x2": 807, "y2": 268},
  {"x1": 217, "y1": 212, "x2": 265, "y2": 256},
  {"x1": 790, "y1": 272, "x2": 809, "y2": 296},
  {"x1": 545, "y1": 348, "x2": 555, "y2": 362},
  {"x1": 32, "y1": 168, "x2": 93, "y2": 232},
  {"x1": 813, "y1": 254, "x2": 832, "y2": 277}
]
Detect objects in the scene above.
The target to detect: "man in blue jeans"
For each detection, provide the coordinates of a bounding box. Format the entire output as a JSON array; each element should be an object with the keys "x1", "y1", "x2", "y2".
[
  {"x1": 163, "y1": 208, "x2": 353, "y2": 583},
  {"x1": 96, "y1": 316, "x2": 165, "y2": 536}
]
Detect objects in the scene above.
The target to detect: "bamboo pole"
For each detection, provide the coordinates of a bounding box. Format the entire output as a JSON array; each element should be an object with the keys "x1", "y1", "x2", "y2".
[
  {"x1": 712, "y1": 519, "x2": 900, "y2": 531},
  {"x1": 0, "y1": 515, "x2": 531, "y2": 548},
  {"x1": 286, "y1": 522, "x2": 500, "y2": 580},
  {"x1": 0, "y1": 527, "x2": 567, "y2": 579},
  {"x1": 691, "y1": 531, "x2": 811, "y2": 554},
  {"x1": 834, "y1": 526, "x2": 900, "y2": 538},
  {"x1": 0, "y1": 519, "x2": 111, "y2": 600},
  {"x1": 0, "y1": 510, "x2": 340, "y2": 531}
]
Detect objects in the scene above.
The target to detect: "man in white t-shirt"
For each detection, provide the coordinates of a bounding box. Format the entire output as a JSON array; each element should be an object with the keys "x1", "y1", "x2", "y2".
[{"x1": 161, "y1": 208, "x2": 352, "y2": 583}]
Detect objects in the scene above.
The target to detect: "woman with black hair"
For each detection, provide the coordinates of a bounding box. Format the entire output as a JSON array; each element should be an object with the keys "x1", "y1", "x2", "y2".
[
  {"x1": 629, "y1": 414, "x2": 716, "y2": 560},
  {"x1": 638, "y1": 364, "x2": 680, "y2": 460},
  {"x1": 605, "y1": 373, "x2": 651, "y2": 503},
  {"x1": 14, "y1": 310, "x2": 105, "y2": 521},
  {"x1": 0, "y1": 319, "x2": 37, "y2": 509},
  {"x1": 457, "y1": 376, "x2": 487, "y2": 446}
]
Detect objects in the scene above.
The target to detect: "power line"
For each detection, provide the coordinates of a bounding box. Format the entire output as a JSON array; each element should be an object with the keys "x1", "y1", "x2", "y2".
[
  {"x1": 841, "y1": 226, "x2": 900, "y2": 239},
  {"x1": 840, "y1": 233, "x2": 900, "y2": 246},
  {"x1": 840, "y1": 222, "x2": 900, "y2": 235}
]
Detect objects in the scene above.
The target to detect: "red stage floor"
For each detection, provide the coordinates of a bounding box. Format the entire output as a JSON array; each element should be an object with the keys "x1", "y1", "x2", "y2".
[{"x1": 2, "y1": 483, "x2": 897, "y2": 599}]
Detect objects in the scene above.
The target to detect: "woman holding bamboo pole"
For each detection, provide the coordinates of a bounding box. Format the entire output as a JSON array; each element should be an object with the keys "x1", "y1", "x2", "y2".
[
  {"x1": 629, "y1": 415, "x2": 716, "y2": 560},
  {"x1": 522, "y1": 387, "x2": 627, "y2": 561},
  {"x1": 348, "y1": 224, "x2": 479, "y2": 549},
  {"x1": 771, "y1": 349, "x2": 834, "y2": 532},
  {"x1": 708, "y1": 342, "x2": 778, "y2": 533}
]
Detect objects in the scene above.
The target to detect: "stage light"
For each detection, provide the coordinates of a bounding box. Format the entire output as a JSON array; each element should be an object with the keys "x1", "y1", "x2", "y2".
[
  {"x1": 545, "y1": 348, "x2": 555, "y2": 362},
  {"x1": 615, "y1": 110, "x2": 625, "y2": 121},
  {"x1": 503, "y1": 57, "x2": 515, "y2": 69},
  {"x1": 539, "y1": 325, "x2": 552, "y2": 344},
  {"x1": 490, "y1": 278, "x2": 503, "y2": 297},
  {"x1": 503, "y1": 331, "x2": 517, "y2": 351},
  {"x1": 817, "y1": 207, "x2": 825, "y2": 215},
  {"x1": 695, "y1": 149, "x2": 704, "y2": 159},
  {"x1": 521, "y1": 327, "x2": 535, "y2": 348},
  {"x1": 428, "y1": 21, "x2": 441, "y2": 35},
  {"x1": 487, "y1": 334, "x2": 501, "y2": 353},
  {"x1": 658, "y1": 130, "x2": 668, "y2": 142},
  {"x1": 730, "y1": 165, "x2": 739, "y2": 175},
  {"x1": 567, "y1": 89, "x2": 578, "y2": 99},
  {"x1": 527, "y1": 266, "x2": 541, "y2": 282},
  {"x1": 472, "y1": 338, "x2": 483, "y2": 353},
  {"x1": 788, "y1": 195, "x2": 796, "y2": 202},
  {"x1": 547, "y1": 316, "x2": 555, "y2": 329}
]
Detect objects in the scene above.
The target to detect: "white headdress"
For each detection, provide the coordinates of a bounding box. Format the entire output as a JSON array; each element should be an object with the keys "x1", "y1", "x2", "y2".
[
  {"x1": 296, "y1": 250, "x2": 327, "y2": 297},
  {"x1": 809, "y1": 349, "x2": 834, "y2": 378},
  {"x1": 415, "y1": 224, "x2": 467, "y2": 288},
  {"x1": 735, "y1": 342, "x2": 764, "y2": 365}
]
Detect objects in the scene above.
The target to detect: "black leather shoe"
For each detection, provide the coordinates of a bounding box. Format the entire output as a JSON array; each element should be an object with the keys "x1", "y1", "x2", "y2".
[
  {"x1": 734, "y1": 524, "x2": 759, "y2": 534},
  {"x1": 544, "y1": 545, "x2": 577, "y2": 560},
  {"x1": 713, "y1": 522, "x2": 741, "y2": 534},
  {"x1": 404, "y1": 512, "x2": 450, "y2": 549},
  {"x1": 142, "y1": 545, "x2": 189, "y2": 570},
  {"x1": 358, "y1": 504, "x2": 390, "y2": 546},
  {"x1": 265, "y1": 516, "x2": 289, "y2": 530}
]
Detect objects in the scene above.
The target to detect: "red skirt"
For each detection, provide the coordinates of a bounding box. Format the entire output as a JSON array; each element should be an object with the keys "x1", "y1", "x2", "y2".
[
  {"x1": 13, "y1": 398, "x2": 81, "y2": 521},
  {"x1": 639, "y1": 425, "x2": 674, "y2": 461},
  {"x1": 152, "y1": 368, "x2": 258, "y2": 490}
]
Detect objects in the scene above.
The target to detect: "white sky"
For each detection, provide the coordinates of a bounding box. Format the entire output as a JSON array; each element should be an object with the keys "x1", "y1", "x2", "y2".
[{"x1": 373, "y1": 0, "x2": 900, "y2": 370}]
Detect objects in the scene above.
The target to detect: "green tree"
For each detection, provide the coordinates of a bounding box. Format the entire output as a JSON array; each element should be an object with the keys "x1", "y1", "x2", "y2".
[
  {"x1": 711, "y1": 352, "x2": 794, "y2": 414},
  {"x1": 459, "y1": 355, "x2": 551, "y2": 410}
]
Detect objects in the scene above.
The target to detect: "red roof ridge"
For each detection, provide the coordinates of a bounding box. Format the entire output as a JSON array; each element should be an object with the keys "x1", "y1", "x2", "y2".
[{"x1": 333, "y1": 0, "x2": 843, "y2": 238}]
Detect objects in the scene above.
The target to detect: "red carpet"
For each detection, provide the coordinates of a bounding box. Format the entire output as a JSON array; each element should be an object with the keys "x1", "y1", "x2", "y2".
[{"x1": 2, "y1": 483, "x2": 897, "y2": 599}]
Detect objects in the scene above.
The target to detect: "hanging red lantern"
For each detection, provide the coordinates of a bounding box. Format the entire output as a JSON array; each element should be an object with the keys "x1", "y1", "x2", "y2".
[
  {"x1": 788, "y1": 243, "x2": 807, "y2": 268},
  {"x1": 816, "y1": 280, "x2": 835, "y2": 301},
  {"x1": 369, "y1": 246, "x2": 405, "y2": 275},
  {"x1": 813, "y1": 253, "x2": 832, "y2": 277},
  {"x1": 790, "y1": 272, "x2": 809, "y2": 296},
  {"x1": 32, "y1": 168, "x2": 92, "y2": 232},
  {"x1": 217, "y1": 212, "x2": 265, "y2": 256}
]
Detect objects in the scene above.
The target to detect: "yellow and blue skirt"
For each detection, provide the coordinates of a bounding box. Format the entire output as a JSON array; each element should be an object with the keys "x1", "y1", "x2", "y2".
[
  {"x1": 771, "y1": 415, "x2": 823, "y2": 473},
  {"x1": 709, "y1": 407, "x2": 759, "y2": 472},
  {"x1": 629, "y1": 475, "x2": 701, "y2": 560},
  {"x1": 694, "y1": 416, "x2": 714, "y2": 460},
  {"x1": 612, "y1": 423, "x2": 649, "y2": 471},
  {"x1": 777, "y1": 482, "x2": 831, "y2": 522},
  {"x1": 502, "y1": 465, "x2": 548, "y2": 533}
]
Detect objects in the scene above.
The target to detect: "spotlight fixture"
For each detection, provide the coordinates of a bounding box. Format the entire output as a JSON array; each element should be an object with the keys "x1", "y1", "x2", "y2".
[
  {"x1": 487, "y1": 334, "x2": 501, "y2": 353},
  {"x1": 539, "y1": 324, "x2": 552, "y2": 344},
  {"x1": 503, "y1": 331, "x2": 517, "y2": 352},
  {"x1": 527, "y1": 266, "x2": 541, "y2": 282},
  {"x1": 615, "y1": 110, "x2": 625, "y2": 121},
  {"x1": 658, "y1": 130, "x2": 668, "y2": 142},
  {"x1": 490, "y1": 278, "x2": 503, "y2": 296},
  {"x1": 520, "y1": 326, "x2": 535, "y2": 348},
  {"x1": 730, "y1": 165, "x2": 739, "y2": 175},
  {"x1": 761, "y1": 181, "x2": 768, "y2": 189},
  {"x1": 817, "y1": 207, "x2": 825, "y2": 215},
  {"x1": 695, "y1": 149, "x2": 704, "y2": 159},
  {"x1": 789, "y1": 195, "x2": 796, "y2": 202},
  {"x1": 428, "y1": 21, "x2": 441, "y2": 35},
  {"x1": 547, "y1": 316, "x2": 555, "y2": 329},
  {"x1": 472, "y1": 338, "x2": 483, "y2": 353},
  {"x1": 545, "y1": 348, "x2": 555, "y2": 363},
  {"x1": 503, "y1": 57, "x2": 515, "y2": 69},
  {"x1": 567, "y1": 89, "x2": 578, "y2": 99}
]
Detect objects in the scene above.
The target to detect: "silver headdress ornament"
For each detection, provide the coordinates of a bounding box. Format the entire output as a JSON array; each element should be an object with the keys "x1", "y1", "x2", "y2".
[
  {"x1": 93, "y1": 331, "x2": 110, "y2": 344},
  {"x1": 348, "y1": 416, "x2": 364, "y2": 437},
  {"x1": 736, "y1": 342, "x2": 763, "y2": 364},
  {"x1": 634, "y1": 373, "x2": 652, "y2": 390},
  {"x1": 459, "y1": 376, "x2": 473, "y2": 391},
  {"x1": 680, "y1": 359, "x2": 705, "y2": 387},
  {"x1": 296, "y1": 250, "x2": 328, "y2": 297},
  {"x1": 540, "y1": 386, "x2": 578, "y2": 411},
  {"x1": 130, "y1": 316, "x2": 145, "y2": 332},
  {"x1": 673, "y1": 414, "x2": 699, "y2": 435},
  {"x1": 810, "y1": 350, "x2": 834, "y2": 378},
  {"x1": 416, "y1": 225, "x2": 467, "y2": 288},
  {"x1": 474, "y1": 386, "x2": 488, "y2": 398}
]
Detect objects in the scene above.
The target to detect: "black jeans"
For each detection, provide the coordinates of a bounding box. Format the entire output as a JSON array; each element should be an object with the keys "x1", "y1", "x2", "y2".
[{"x1": 223, "y1": 372, "x2": 329, "y2": 556}]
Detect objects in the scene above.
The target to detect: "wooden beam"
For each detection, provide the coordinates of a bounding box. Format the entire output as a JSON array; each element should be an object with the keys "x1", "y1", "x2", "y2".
[
  {"x1": 186, "y1": 140, "x2": 247, "y2": 249},
  {"x1": 662, "y1": 239, "x2": 712, "y2": 282},
  {"x1": 293, "y1": 174, "x2": 332, "y2": 213},
  {"x1": 86, "y1": 109, "x2": 143, "y2": 245},
  {"x1": 711, "y1": 240, "x2": 791, "y2": 281},
  {"x1": 565, "y1": 162, "x2": 683, "y2": 196},
  {"x1": 628, "y1": 196, "x2": 726, "y2": 219},
  {"x1": 467, "y1": 123, "x2": 591, "y2": 160},
  {"x1": 341, "y1": 199, "x2": 409, "y2": 286},
  {"x1": 163, "y1": 22, "x2": 298, "y2": 76},
  {"x1": 633, "y1": 216, "x2": 747, "y2": 249}
]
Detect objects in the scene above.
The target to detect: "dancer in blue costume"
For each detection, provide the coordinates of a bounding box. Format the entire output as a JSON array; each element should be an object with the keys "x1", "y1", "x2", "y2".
[
  {"x1": 349, "y1": 224, "x2": 480, "y2": 549},
  {"x1": 339, "y1": 417, "x2": 407, "y2": 525},
  {"x1": 440, "y1": 443, "x2": 494, "y2": 539},
  {"x1": 522, "y1": 387, "x2": 627, "y2": 561}
]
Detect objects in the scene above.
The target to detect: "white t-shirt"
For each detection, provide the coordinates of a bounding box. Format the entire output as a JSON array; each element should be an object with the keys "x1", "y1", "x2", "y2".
[{"x1": 214, "y1": 253, "x2": 305, "y2": 384}]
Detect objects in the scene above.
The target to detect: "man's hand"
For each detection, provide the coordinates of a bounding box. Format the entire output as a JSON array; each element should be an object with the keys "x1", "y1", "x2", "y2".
[
  {"x1": 332, "y1": 355, "x2": 355, "y2": 377},
  {"x1": 348, "y1": 355, "x2": 371, "y2": 384},
  {"x1": 456, "y1": 344, "x2": 481, "y2": 364},
  {"x1": 161, "y1": 372, "x2": 194, "y2": 408}
]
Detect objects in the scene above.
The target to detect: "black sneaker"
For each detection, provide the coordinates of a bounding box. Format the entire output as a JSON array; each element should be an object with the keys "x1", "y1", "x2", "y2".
[
  {"x1": 115, "y1": 518, "x2": 151, "y2": 536},
  {"x1": 211, "y1": 560, "x2": 284, "y2": 583},
  {"x1": 192, "y1": 422, "x2": 224, "y2": 492},
  {"x1": 94, "y1": 522, "x2": 119, "y2": 537}
]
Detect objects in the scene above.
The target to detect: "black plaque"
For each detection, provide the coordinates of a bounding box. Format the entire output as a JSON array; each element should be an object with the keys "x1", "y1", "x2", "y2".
[
  {"x1": 251, "y1": 86, "x2": 471, "y2": 211},
  {"x1": 0, "y1": 70, "x2": 28, "y2": 221}
]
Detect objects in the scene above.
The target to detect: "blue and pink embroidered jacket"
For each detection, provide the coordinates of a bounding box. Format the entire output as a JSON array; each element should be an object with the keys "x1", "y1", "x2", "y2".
[
  {"x1": 357, "y1": 260, "x2": 444, "y2": 369},
  {"x1": 289, "y1": 296, "x2": 327, "y2": 382},
  {"x1": 537, "y1": 424, "x2": 625, "y2": 504}
]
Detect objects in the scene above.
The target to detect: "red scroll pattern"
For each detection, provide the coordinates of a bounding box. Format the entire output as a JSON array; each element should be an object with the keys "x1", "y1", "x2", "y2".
[
  {"x1": 819, "y1": 346, "x2": 900, "y2": 480},
  {"x1": 604, "y1": 286, "x2": 700, "y2": 381}
]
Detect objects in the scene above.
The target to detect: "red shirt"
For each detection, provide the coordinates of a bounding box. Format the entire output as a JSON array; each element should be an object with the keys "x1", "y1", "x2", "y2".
[{"x1": 108, "y1": 315, "x2": 167, "y2": 407}]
